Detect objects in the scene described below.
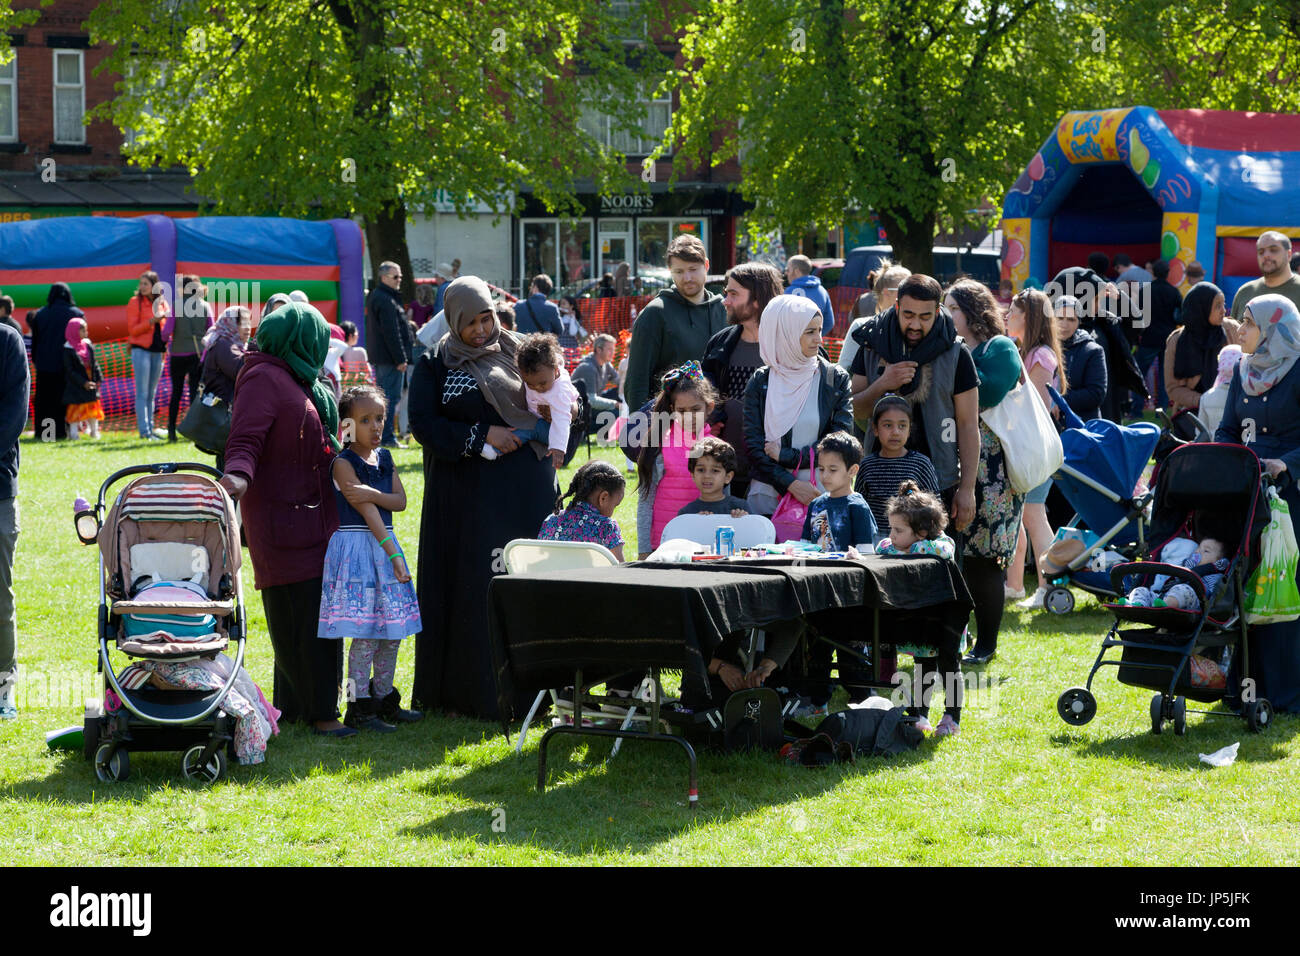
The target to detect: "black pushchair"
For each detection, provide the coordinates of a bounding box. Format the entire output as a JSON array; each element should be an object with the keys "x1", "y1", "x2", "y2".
[{"x1": 1057, "y1": 443, "x2": 1275, "y2": 735}]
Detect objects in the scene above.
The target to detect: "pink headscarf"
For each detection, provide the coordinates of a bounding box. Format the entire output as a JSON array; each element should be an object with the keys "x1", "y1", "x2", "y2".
[
  {"x1": 759, "y1": 295, "x2": 822, "y2": 442},
  {"x1": 1213, "y1": 344, "x2": 1243, "y2": 388},
  {"x1": 65, "y1": 318, "x2": 92, "y2": 370}
]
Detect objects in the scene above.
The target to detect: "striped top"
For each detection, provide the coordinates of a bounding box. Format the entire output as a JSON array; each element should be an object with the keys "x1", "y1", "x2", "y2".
[{"x1": 854, "y1": 451, "x2": 941, "y2": 531}]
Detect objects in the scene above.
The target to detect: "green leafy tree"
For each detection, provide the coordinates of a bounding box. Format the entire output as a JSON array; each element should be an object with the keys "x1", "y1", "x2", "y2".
[
  {"x1": 89, "y1": 0, "x2": 667, "y2": 298},
  {"x1": 662, "y1": 0, "x2": 1300, "y2": 275},
  {"x1": 0, "y1": 2, "x2": 46, "y2": 65}
]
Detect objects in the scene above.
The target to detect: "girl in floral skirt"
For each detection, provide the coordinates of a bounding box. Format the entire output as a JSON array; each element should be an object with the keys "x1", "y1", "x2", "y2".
[{"x1": 318, "y1": 384, "x2": 424, "y2": 732}]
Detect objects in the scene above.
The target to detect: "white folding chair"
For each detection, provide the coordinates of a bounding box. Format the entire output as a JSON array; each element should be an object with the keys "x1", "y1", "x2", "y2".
[
  {"x1": 661, "y1": 513, "x2": 777, "y2": 550},
  {"x1": 502, "y1": 539, "x2": 627, "y2": 753}
]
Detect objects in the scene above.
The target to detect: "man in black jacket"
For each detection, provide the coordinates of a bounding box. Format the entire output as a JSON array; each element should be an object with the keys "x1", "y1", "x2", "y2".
[
  {"x1": 365, "y1": 261, "x2": 413, "y2": 448},
  {"x1": 0, "y1": 321, "x2": 28, "y2": 717}
]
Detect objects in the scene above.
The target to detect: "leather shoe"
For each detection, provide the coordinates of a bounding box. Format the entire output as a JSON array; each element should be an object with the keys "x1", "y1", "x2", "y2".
[
  {"x1": 962, "y1": 649, "x2": 996, "y2": 666},
  {"x1": 312, "y1": 725, "x2": 358, "y2": 738}
]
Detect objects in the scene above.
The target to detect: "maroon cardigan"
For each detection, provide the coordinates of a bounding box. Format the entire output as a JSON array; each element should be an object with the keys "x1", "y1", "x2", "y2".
[{"x1": 223, "y1": 352, "x2": 339, "y2": 590}]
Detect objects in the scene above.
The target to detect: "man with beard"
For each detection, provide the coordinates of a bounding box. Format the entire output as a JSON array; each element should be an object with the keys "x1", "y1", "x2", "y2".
[
  {"x1": 1231, "y1": 231, "x2": 1300, "y2": 321},
  {"x1": 701, "y1": 262, "x2": 784, "y2": 498},
  {"x1": 848, "y1": 274, "x2": 978, "y2": 534}
]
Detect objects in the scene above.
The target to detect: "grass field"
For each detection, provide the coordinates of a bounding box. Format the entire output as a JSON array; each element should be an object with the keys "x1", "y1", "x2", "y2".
[{"x1": 1, "y1": 431, "x2": 1297, "y2": 865}]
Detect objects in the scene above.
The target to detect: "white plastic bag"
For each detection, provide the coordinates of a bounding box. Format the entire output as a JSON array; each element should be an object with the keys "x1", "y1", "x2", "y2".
[{"x1": 980, "y1": 368, "x2": 1064, "y2": 494}]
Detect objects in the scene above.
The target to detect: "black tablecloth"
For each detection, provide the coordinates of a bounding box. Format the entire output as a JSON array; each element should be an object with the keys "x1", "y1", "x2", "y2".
[{"x1": 488, "y1": 555, "x2": 972, "y2": 720}]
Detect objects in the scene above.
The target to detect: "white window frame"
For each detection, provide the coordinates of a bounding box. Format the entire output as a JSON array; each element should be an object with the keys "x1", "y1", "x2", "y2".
[
  {"x1": 123, "y1": 58, "x2": 169, "y2": 151},
  {"x1": 579, "y1": 80, "x2": 671, "y2": 157},
  {"x1": 0, "y1": 55, "x2": 16, "y2": 143},
  {"x1": 52, "y1": 49, "x2": 86, "y2": 145}
]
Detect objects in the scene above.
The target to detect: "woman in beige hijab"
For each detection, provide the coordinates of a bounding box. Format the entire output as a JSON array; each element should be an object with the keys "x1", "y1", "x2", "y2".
[{"x1": 407, "y1": 276, "x2": 557, "y2": 721}]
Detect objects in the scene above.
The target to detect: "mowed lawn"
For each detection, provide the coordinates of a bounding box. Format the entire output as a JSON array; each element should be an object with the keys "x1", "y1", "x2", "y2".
[{"x1": 1, "y1": 429, "x2": 1298, "y2": 866}]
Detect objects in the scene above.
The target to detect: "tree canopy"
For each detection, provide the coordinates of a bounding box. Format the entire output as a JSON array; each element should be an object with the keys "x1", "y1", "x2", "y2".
[
  {"x1": 88, "y1": 0, "x2": 669, "y2": 292},
  {"x1": 662, "y1": 0, "x2": 1300, "y2": 273}
]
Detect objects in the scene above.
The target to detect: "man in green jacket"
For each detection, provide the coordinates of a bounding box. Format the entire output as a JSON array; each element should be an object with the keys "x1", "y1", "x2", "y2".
[{"x1": 624, "y1": 234, "x2": 726, "y2": 409}]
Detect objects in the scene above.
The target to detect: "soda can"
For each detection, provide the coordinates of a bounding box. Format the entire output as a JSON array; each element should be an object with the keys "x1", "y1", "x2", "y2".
[{"x1": 715, "y1": 525, "x2": 735, "y2": 557}]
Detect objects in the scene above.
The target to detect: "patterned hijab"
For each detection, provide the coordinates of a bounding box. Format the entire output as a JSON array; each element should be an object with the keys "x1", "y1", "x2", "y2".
[
  {"x1": 202, "y1": 306, "x2": 247, "y2": 357},
  {"x1": 759, "y1": 295, "x2": 821, "y2": 442},
  {"x1": 1241, "y1": 295, "x2": 1300, "y2": 396},
  {"x1": 440, "y1": 276, "x2": 544, "y2": 458}
]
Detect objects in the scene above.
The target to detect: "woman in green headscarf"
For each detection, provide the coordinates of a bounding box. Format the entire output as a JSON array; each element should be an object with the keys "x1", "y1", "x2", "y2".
[
  {"x1": 220, "y1": 303, "x2": 354, "y2": 736},
  {"x1": 408, "y1": 277, "x2": 558, "y2": 720}
]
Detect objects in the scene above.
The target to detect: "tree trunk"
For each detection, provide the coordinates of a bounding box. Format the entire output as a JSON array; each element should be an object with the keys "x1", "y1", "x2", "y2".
[
  {"x1": 365, "y1": 200, "x2": 416, "y2": 304},
  {"x1": 877, "y1": 208, "x2": 936, "y2": 279}
]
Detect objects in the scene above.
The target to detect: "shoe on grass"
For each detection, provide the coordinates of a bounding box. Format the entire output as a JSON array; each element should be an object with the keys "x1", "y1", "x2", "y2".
[
  {"x1": 1017, "y1": 587, "x2": 1048, "y2": 610},
  {"x1": 0, "y1": 667, "x2": 16, "y2": 719},
  {"x1": 934, "y1": 714, "x2": 960, "y2": 738},
  {"x1": 1004, "y1": 585, "x2": 1026, "y2": 601},
  {"x1": 912, "y1": 715, "x2": 933, "y2": 735}
]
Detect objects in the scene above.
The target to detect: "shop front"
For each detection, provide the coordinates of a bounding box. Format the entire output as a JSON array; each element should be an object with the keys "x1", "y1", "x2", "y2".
[{"x1": 514, "y1": 185, "x2": 746, "y2": 296}]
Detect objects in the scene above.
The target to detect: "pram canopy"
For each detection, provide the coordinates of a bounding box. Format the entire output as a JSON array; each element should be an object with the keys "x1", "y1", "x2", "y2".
[{"x1": 1052, "y1": 397, "x2": 1161, "y2": 547}]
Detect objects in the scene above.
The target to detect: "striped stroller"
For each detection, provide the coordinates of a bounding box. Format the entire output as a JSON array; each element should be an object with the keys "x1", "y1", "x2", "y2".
[{"x1": 75, "y1": 462, "x2": 250, "y2": 783}]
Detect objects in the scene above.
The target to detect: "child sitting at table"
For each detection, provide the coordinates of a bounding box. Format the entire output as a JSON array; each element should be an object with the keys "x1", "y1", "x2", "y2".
[
  {"x1": 876, "y1": 480, "x2": 962, "y2": 738},
  {"x1": 1119, "y1": 537, "x2": 1228, "y2": 611},
  {"x1": 539, "y1": 459, "x2": 626, "y2": 562},
  {"x1": 801, "y1": 431, "x2": 876, "y2": 551},
  {"x1": 678, "y1": 436, "x2": 749, "y2": 518}
]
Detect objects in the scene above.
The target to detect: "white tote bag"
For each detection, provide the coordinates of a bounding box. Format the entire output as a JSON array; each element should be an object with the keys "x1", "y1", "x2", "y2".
[{"x1": 980, "y1": 368, "x2": 1063, "y2": 494}]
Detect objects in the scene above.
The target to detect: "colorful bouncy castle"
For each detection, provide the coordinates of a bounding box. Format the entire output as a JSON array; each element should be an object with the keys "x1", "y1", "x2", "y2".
[
  {"x1": 1000, "y1": 107, "x2": 1300, "y2": 300},
  {"x1": 0, "y1": 215, "x2": 364, "y2": 427}
]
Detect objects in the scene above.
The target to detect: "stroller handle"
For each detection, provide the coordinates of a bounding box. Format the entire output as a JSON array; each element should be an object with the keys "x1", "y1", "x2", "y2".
[
  {"x1": 1047, "y1": 386, "x2": 1084, "y2": 431},
  {"x1": 94, "y1": 462, "x2": 225, "y2": 511}
]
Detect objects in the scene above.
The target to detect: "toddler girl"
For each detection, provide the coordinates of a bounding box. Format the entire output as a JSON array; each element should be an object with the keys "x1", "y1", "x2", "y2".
[
  {"x1": 635, "y1": 361, "x2": 720, "y2": 557},
  {"x1": 1123, "y1": 537, "x2": 1228, "y2": 611},
  {"x1": 483, "y1": 332, "x2": 579, "y2": 469},
  {"x1": 318, "y1": 384, "x2": 424, "y2": 733},
  {"x1": 876, "y1": 480, "x2": 963, "y2": 738},
  {"x1": 539, "y1": 460, "x2": 626, "y2": 561},
  {"x1": 63, "y1": 318, "x2": 105, "y2": 440}
]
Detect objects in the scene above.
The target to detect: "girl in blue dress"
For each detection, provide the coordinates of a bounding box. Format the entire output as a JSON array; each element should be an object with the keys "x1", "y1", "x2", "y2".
[{"x1": 319, "y1": 384, "x2": 424, "y2": 731}]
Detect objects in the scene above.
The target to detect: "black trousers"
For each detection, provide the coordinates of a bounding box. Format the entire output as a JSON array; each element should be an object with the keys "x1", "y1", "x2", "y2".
[
  {"x1": 962, "y1": 554, "x2": 1006, "y2": 656},
  {"x1": 168, "y1": 353, "x2": 201, "y2": 437},
  {"x1": 34, "y1": 369, "x2": 67, "y2": 440},
  {"x1": 260, "y1": 577, "x2": 341, "y2": 723}
]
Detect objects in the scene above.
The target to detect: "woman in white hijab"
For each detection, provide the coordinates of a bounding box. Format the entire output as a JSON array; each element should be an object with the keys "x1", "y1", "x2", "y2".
[{"x1": 742, "y1": 294, "x2": 855, "y2": 516}]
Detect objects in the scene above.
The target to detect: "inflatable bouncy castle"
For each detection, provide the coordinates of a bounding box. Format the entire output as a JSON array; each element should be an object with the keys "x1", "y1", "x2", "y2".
[
  {"x1": 1000, "y1": 107, "x2": 1300, "y2": 300},
  {"x1": 0, "y1": 215, "x2": 364, "y2": 427}
]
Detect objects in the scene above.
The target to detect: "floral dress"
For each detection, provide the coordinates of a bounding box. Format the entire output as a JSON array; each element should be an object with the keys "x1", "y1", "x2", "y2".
[
  {"x1": 965, "y1": 420, "x2": 1025, "y2": 568},
  {"x1": 539, "y1": 501, "x2": 624, "y2": 552}
]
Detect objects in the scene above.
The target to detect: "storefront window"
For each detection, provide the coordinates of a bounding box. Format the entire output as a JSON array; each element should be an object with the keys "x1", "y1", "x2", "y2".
[
  {"x1": 637, "y1": 218, "x2": 709, "y2": 281},
  {"x1": 522, "y1": 221, "x2": 557, "y2": 285},
  {"x1": 560, "y1": 221, "x2": 592, "y2": 286}
]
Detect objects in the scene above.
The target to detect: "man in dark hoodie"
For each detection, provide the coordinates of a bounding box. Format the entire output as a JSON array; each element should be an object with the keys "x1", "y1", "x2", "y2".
[
  {"x1": 624, "y1": 234, "x2": 726, "y2": 410},
  {"x1": 0, "y1": 320, "x2": 28, "y2": 717},
  {"x1": 28, "y1": 283, "x2": 83, "y2": 440}
]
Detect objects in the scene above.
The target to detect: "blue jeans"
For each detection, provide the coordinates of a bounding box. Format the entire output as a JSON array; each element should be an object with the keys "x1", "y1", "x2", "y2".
[
  {"x1": 131, "y1": 347, "x2": 165, "y2": 437},
  {"x1": 374, "y1": 365, "x2": 404, "y2": 445},
  {"x1": 513, "y1": 419, "x2": 552, "y2": 445}
]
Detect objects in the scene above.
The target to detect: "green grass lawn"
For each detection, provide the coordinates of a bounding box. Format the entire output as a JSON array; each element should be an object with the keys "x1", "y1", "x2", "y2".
[{"x1": 2, "y1": 431, "x2": 1298, "y2": 865}]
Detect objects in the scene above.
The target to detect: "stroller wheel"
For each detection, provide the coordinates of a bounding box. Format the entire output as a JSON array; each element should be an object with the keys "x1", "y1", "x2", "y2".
[
  {"x1": 1172, "y1": 696, "x2": 1187, "y2": 736},
  {"x1": 1045, "y1": 587, "x2": 1075, "y2": 615},
  {"x1": 1150, "y1": 694, "x2": 1164, "y2": 735},
  {"x1": 94, "y1": 743, "x2": 130, "y2": 782},
  {"x1": 1245, "y1": 698, "x2": 1273, "y2": 733},
  {"x1": 1057, "y1": 687, "x2": 1096, "y2": 726},
  {"x1": 181, "y1": 744, "x2": 228, "y2": 784}
]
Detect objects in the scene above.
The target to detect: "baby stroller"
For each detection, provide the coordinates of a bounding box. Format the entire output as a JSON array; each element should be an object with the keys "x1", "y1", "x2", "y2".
[
  {"x1": 1035, "y1": 391, "x2": 1162, "y2": 614},
  {"x1": 1057, "y1": 443, "x2": 1274, "y2": 735},
  {"x1": 74, "y1": 462, "x2": 248, "y2": 783}
]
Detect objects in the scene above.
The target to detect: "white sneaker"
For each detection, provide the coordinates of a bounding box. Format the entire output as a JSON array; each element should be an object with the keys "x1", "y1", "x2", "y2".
[
  {"x1": 0, "y1": 667, "x2": 17, "y2": 719},
  {"x1": 1017, "y1": 587, "x2": 1048, "y2": 610},
  {"x1": 1004, "y1": 585, "x2": 1026, "y2": 601}
]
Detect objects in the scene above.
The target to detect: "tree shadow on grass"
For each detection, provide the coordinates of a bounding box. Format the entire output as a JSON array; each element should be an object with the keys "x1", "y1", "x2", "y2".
[
  {"x1": 1051, "y1": 710, "x2": 1299, "y2": 769},
  {"x1": 1, "y1": 714, "x2": 503, "y2": 803},
  {"x1": 398, "y1": 729, "x2": 940, "y2": 857}
]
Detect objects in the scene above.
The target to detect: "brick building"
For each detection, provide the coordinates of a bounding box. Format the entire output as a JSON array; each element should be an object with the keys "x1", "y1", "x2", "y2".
[{"x1": 0, "y1": 0, "x2": 199, "y2": 221}]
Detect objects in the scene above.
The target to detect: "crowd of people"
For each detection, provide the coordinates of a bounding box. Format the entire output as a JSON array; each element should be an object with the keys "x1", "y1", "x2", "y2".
[{"x1": 1, "y1": 229, "x2": 1299, "y2": 740}]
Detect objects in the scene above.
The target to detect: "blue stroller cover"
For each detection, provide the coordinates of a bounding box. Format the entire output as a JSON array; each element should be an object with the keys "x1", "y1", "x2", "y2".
[{"x1": 1051, "y1": 389, "x2": 1161, "y2": 548}]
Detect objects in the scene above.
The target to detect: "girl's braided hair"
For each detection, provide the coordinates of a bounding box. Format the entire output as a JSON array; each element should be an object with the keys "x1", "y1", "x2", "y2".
[{"x1": 557, "y1": 459, "x2": 626, "y2": 514}]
